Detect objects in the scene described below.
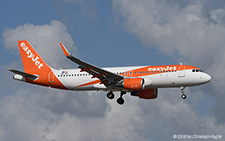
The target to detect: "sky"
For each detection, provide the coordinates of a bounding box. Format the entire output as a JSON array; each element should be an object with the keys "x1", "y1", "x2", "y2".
[{"x1": 0, "y1": 0, "x2": 225, "y2": 141}]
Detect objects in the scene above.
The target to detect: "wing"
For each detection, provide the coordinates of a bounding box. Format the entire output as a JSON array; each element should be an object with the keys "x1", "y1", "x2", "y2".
[{"x1": 60, "y1": 43, "x2": 124, "y2": 87}]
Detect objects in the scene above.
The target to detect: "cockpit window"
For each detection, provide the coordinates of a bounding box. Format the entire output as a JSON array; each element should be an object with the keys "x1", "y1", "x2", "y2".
[{"x1": 192, "y1": 69, "x2": 203, "y2": 72}]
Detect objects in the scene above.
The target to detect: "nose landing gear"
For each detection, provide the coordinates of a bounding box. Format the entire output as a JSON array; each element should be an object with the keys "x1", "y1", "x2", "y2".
[{"x1": 180, "y1": 86, "x2": 187, "y2": 99}]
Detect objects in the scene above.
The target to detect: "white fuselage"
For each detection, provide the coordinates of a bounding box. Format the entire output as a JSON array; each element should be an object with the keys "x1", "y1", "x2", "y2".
[{"x1": 52, "y1": 66, "x2": 211, "y2": 91}]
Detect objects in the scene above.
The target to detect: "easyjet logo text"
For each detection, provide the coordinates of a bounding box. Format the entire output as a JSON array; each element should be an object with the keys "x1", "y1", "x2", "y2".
[
  {"x1": 20, "y1": 42, "x2": 43, "y2": 69},
  {"x1": 148, "y1": 66, "x2": 177, "y2": 71}
]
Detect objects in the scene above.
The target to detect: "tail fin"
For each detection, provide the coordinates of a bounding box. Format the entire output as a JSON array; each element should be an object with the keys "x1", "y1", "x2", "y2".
[
  {"x1": 18, "y1": 40, "x2": 51, "y2": 74},
  {"x1": 17, "y1": 40, "x2": 66, "y2": 89}
]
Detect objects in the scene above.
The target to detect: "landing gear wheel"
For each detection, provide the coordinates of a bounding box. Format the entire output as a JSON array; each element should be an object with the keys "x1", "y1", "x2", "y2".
[
  {"x1": 180, "y1": 86, "x2": 187, "y2": 99},
  {"x1": 117, "y1": 97, "x2": 125, "y2": 105},
  {"x1": 117, "y1": 91, "x2": 126, "y2": 105},
  {"x1": 181, "y1": 94, "x2": 187, "y2": 99},
  {"x1": 107, "y1": 91, "x2": 115, "y2": 99}
]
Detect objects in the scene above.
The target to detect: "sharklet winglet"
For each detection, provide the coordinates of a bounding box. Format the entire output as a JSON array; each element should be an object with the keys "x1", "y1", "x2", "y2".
[{"x1": 60, "y1": 43, "x2": 71, "y2": 56}]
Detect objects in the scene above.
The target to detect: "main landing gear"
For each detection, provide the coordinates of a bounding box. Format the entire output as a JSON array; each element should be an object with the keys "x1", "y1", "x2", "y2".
[
  {"x1": 106, "y1": 91, "x2": 126, "y2": 105},
  {"x1": 180, "y1": 86, "x2": 187, "y2": 99},
  {"x1": 117, "y1": 91, "x2": 126, "y2": 105}
]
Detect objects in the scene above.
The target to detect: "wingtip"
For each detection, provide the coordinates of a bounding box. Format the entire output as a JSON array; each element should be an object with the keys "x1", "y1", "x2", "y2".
[
  {"x1": 60, "y1": 43, "x2": 70, "y2": 56},
  {"x1": 8, "y1": 69, "x2": 14, "y2": 72}
]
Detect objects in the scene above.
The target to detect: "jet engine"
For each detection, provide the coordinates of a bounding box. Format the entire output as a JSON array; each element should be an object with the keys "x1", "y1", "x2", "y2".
[{"x1": 117, "y1": 78, "x2": 152, "y2": 90}]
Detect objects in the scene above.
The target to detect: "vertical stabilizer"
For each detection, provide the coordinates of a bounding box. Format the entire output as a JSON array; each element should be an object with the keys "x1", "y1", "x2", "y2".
[
  {"x1": 17, "y1": 40, "x2": 66, "y2": 89},
  {"x1": 18, "y1": 40, "x2": 51, "y2": 74}
]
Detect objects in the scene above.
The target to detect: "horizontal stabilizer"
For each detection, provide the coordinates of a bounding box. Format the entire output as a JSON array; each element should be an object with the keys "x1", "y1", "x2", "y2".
[{"x1": 9, "y1": 69, "x2": 38, "y2": 80}]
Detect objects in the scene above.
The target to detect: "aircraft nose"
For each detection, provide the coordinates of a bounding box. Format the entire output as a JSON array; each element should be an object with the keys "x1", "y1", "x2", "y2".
[{"x1": 203, "y1": 73, "x2": 211, "y2": 83}]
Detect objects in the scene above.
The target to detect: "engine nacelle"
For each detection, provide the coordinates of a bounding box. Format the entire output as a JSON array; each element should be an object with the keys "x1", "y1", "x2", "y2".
[
  {"x1": 123, "y1": 78, "x2": 144, "y2": 90},
  {"x1": 117, "y1": 78, "x2": 152, "y2": 90},
  {"x1": 131, "y1": 88, "x2": 158, "y2": 99}
]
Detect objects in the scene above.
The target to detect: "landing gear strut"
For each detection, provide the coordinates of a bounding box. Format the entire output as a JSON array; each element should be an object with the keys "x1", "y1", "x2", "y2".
[
  {"x1": 107, "y1": 91, "x2": 115, "y2": 99},
  {"x1": 117, "y1": 91, "x2": 126, "y2": 105},
  {"x1": 180, "y1": 86, "x2": 187, "y2": 99}
]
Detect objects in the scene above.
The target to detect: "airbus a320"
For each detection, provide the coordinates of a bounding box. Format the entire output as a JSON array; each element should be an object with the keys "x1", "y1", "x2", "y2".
[{"x1": 9, "y1": 41, "x2": 211, "y2": 105}]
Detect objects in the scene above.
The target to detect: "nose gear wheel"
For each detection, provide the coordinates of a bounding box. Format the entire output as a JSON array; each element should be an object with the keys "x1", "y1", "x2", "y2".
[{"x1": 180, "y1": 87, "x2": 187, "y2": 99}]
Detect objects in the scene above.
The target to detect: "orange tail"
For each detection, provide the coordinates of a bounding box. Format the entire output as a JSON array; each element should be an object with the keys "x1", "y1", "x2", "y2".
[
  {"x1": 18, "y1": 40, "x2": 51, "y2": 74},
  {"x1": 18, "y1": 40, "x2": 66, "y2": 89}
]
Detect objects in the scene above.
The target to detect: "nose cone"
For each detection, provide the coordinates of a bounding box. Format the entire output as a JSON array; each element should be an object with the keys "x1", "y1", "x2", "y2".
[{"x1": 202, "y1": 73, "x2": 211, "y2": 83}]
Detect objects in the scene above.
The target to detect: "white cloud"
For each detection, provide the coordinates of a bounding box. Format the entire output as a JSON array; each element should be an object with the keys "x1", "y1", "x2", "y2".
[
  {"x1": 0, "y1": 20, "x2": 147, "y2": 141},
  {"x1": 113, "y1": 0, "x2": 225, "y2": 137},
  {"x1": 3, "y1": 20, "x2": 76, "y2": 69},
  {"x1": 113, "y1": 0, "x2": 225, "y2": 69}
]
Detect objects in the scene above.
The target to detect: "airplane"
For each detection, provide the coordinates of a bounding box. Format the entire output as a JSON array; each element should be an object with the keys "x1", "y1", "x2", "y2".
[{"x1": 9, "y1": 40, "x2": 211, "y2": 105}]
